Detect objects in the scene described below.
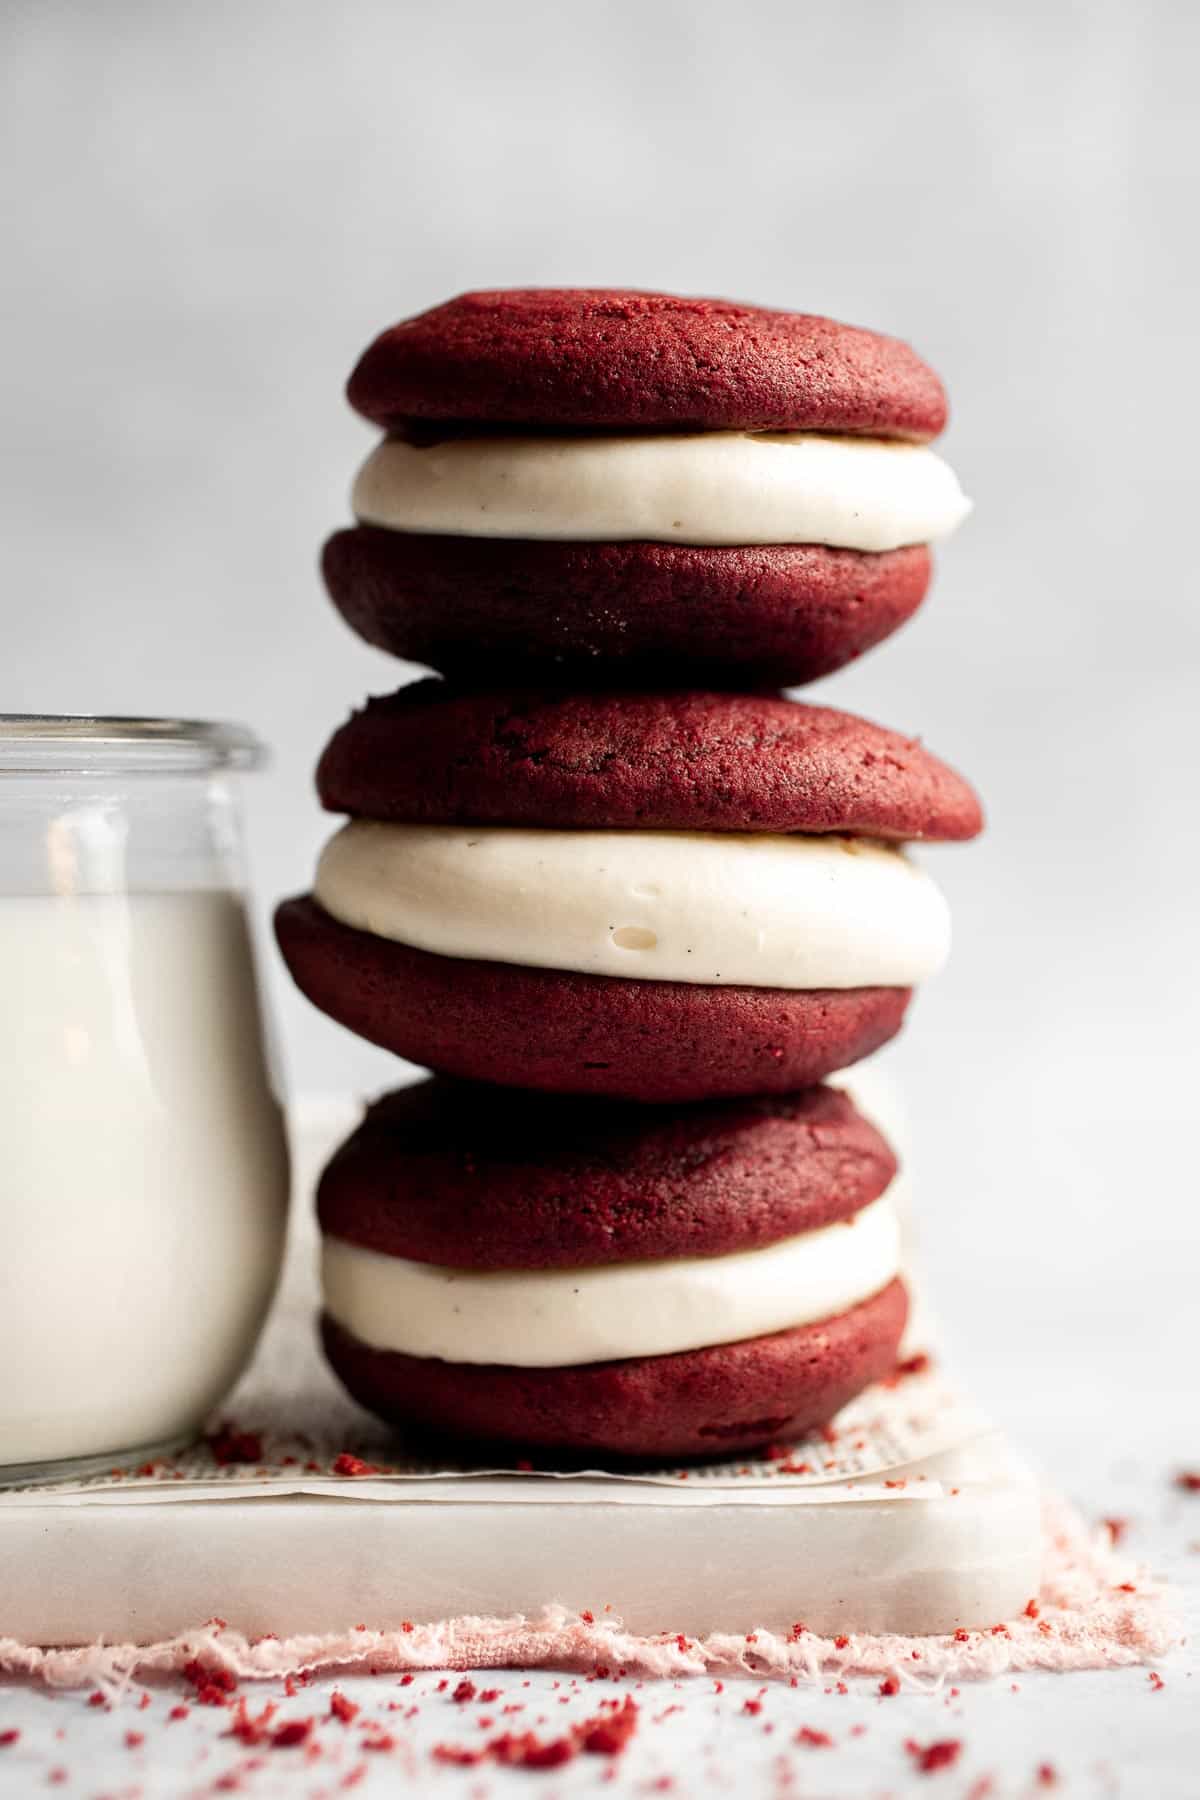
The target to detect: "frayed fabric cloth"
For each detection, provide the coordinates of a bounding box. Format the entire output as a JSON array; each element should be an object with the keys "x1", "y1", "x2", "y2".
[{"x1": 0, "y1": 1498, "x2": 1176, "y2": 1697}]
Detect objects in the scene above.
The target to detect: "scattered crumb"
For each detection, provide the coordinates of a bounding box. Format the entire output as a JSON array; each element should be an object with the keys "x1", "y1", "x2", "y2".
[{"x1": 905, "y1": 1737, "x2": 963, "y2": 1773}]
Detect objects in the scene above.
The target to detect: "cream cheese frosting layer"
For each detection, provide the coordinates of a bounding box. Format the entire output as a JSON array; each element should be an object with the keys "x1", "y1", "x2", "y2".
[
  {"x1": 351, "y1": 430, "x2": 970, "y2": 551},
  {"x1": 322, "y1": 1193, "x2": 901, "y2": 1368},
  {"x1": 313, "y1": 822, "x2": 950, "y2": 990}
]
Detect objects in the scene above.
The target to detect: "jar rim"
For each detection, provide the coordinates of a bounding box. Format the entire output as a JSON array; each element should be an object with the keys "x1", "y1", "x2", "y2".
[{"x1": 0, "y1": 715, "x2": 265, "y2": 773}]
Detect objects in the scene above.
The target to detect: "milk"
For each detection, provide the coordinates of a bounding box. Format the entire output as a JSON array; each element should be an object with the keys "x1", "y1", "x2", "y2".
[{"x1": 0, "y1": 891, "x2": 289, "y2": 1469}]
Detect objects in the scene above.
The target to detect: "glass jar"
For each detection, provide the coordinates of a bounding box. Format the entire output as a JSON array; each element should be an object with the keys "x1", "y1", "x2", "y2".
[{"x1": 0, "y1": 717, "x2": 289, "y2": 1482}]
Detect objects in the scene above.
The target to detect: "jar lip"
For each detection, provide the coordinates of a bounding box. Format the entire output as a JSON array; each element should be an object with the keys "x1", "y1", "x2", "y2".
[{"x1": 0, "y1": 715, "x2": 265, "y2": 773}]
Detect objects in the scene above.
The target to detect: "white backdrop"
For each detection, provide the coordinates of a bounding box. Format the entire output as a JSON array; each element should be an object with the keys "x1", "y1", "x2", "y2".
[{"x1": 4, "y1": 1, "x2": 1197, "y2": 1465}]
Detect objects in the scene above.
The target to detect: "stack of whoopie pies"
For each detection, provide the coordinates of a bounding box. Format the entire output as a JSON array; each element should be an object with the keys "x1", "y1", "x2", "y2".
[{"x1": 277, "y1": 289, "x2": 977, "y2": 1461}]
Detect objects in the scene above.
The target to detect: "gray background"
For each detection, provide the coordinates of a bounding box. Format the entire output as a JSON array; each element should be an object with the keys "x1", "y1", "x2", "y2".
[{"x1": 3, "y1": 3, "x2": 1197, "y2": 1458}]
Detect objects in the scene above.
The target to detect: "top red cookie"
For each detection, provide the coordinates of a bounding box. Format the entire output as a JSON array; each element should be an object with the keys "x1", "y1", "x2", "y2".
[
  {"x1": 346, "y1": 289, "x2": 948, "y2": 440},
  {"x1": 316, "y1": 683, "x2": 983, "y2": 841}
]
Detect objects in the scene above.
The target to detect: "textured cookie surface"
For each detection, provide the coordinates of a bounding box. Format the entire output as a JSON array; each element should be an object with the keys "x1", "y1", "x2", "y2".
[
  {"x1": 322, "y1": 528, "x2": 931, "y2": 688},
  {"x1": 346, "y1": 289, "x2": 947, "y2": 439},
  {"x1": 275, "y1": 897, "x2": 912, "y2": 1102},
  {"x1": 316, "y1": 683, "x2": 982, "y2": 841},
  {"x1": 321, "y1": 1277, "x2": 909, "y2": 1459},
  {"x1": 318, "y1": 1079, "x2": 897, "y2": 1268}
]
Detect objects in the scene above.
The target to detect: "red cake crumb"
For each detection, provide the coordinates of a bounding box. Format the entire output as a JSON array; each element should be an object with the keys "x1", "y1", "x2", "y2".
[
  {"x1": 332, "y1": 1453, "x2": 380, "y2": 1477},
  {"x1": 1149, "y1": 1671, "x2": 1165, "y2": 1691},
  {"x1": 496, "y1": 1732, "x2": 576, "y2": 1769},
  {"x1": 0, "y1": 1731, "x2": 19, "y2": 1747},
  {"x1": 906, "y1": 1738, "x2": 963, "y2": 1773},
  {"x1": 795, "y1": 1727, "x2": 833, "y2": 1747},
  {"x1": 479, "y1": 1688, "x2": 501, "y2": 1703},
  {"x1": 271, "y1": 1718, "x2": 314, "y2": 1748},
  {"x1": 433, "y1": 1743, "x2": 485, "y2": 1766},
  {"x1": 1103, "y1": 1516, "x2": 1130, "y2": 1545},
  {"x1": 452, "y1": 1679, "x2": 478, "y2": 1704},
  {"x1": 329, "y1": 1691, "x2": 359, "y2": 1725},
  {"x1": 124, "y1": 1730, "x2": 144, "y2": 1748},
  {"x1": 1174, "y1": 1471, "x2": 1200, "y2": 1491},
  {"x1": 361, "y1": 1728, "x2": 396, "y2": 1752},
  {"x1": 580, "y1": 1697, "x2": 639, "y2": 1755},
  {"x1": 87, "y1": 1691, "x2": 106, "y2": 1708},
  {"x1": 183, "y1": 1660, "x2": 238, "y2": 1705},
  {"x1": 225, "y1": 1701, "x2": 278, "y2": 1745},
  {"x1": 167, "y1": 1705, "x2": 189, "y2": 1722},
  {"x1": 205, "y1": 1424, "x2": 264, "y2": 1466},
  {"x1": 434, "y1": 1696, "x2": 638, "y2": 1773},
  {"x1": 879, "y1": 1676, "x2": 900, "y2": 1696},
  {"x1": 885, "y1": 1351, "x2": 934, "y2": 1387},
  {"x1": 1036, "y1": 1765, "x2": 1059, "y2": 1787}
]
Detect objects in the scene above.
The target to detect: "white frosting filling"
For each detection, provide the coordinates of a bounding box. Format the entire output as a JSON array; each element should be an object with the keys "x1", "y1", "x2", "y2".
[
  {"x1": 351, "y1": 430, "x2": 970, "y2": 551},
  {"x1": 313, "y1": 822, "x2": 950, "y2": 990},
  {"x1": 322, "y1": 1193, "x2": 901, "y2": 1367}
]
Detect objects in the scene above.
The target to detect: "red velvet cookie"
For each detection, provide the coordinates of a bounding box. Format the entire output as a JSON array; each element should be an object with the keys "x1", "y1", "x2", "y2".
[
  {"x1": 274, "y1": 896, "x2": 911, "y2": 1102},
  {"x1": 315, "y1": 683, "x2": 982, "y2": 841},
  {"x1": 318, "y1": 1079, "x2": 897, "y2": 1269},
  {"x1": 321, "y1": 528, "x2": 931, "y2": 689},
  {"x1": 346, "y1": 290, "x2": 947, "y2": 440},
  {"x1": 321, "y1": 1278, "x2": 909, "y2": 1460}
]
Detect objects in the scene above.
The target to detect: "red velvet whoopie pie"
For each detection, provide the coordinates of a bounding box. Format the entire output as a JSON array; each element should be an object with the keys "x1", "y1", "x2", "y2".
[
  {"x1": 318, "y1": 1078, "x2": 908, "y2": 1458},
  {"x1": 325, "y1": 288, "x2": 952, "y2": 685}
]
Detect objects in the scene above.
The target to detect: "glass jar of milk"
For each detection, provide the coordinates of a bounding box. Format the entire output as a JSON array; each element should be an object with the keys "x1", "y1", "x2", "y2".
[{"x1": 0, "y1": 717, "x2": 289, "y2": 1481}]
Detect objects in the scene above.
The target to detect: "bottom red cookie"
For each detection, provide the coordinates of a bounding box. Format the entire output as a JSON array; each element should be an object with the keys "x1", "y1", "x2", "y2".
[
  {"x1": 321, "y1": 1277, "x2": 909, "y2": 1460},
  {"x1": 275, "y1": 896, "x2": 912, "y2": 1101},
  {"x1": 322, "y1": 528, "x2": 932, "y2": 689}
]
